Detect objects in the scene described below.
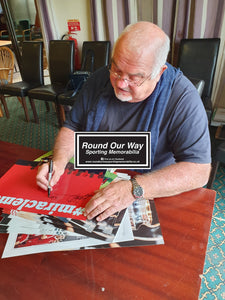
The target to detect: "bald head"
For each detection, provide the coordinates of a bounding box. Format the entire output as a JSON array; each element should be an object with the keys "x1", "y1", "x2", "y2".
[{"x1": 112, "y1": 22, "x2": 170, "y2": 78}]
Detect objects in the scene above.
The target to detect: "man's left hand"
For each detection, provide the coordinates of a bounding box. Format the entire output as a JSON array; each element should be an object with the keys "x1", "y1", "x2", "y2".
[{"x1": 84, "y1": 180, "x2": 134, "y2": 221}]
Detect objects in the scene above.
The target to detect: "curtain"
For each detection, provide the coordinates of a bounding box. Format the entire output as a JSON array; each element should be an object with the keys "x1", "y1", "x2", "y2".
[
  {"x1": 90, "y1": 0, "x2": 225, "y2": 108},
  {"x1": 35, "y1": 0, "x2": 59, "y2": 56},
  {"x1": 90, "y1": 0, "x2": 132, "y2": 44}
]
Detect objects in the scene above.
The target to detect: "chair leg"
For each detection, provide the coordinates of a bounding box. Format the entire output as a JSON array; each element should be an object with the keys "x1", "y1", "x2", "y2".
[
  {"x1": 20, "y1": 96, "x2": 30, "y2": 122},
  {"x1": 0, "y1": 95, "x2": 10, "y2": 118},
  {"x1": 206, "y1": 161, "x2": 219, "y2": 189},
  {"x1": 60, "y1": 105, "x2": 66, "y2": 125},
  {"x1": 55, "y1": 103, "x2": 64, "y2": 127},
  {"x1": 45, "y1": 101, "x2": 50, "y2": 112},
  {"x1": 29, "y1": 97, "x2": 39, "y2": 124},
  {"x1": 0, "y1": 103, "x2": 3, "y2": 117}
]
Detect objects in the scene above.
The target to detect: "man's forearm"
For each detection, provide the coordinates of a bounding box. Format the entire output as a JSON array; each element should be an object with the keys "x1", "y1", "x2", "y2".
[
  {"x1": 135, "y1": 162, "x2": 211, "y2": 199},
  {"x1": 53, "y1": 127, "x2": 75, "y2": 169}
]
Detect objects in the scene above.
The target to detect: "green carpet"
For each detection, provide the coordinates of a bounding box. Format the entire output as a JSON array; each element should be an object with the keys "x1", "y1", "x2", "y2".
[
  {"x1": 0, "y1": 96, "x2": 225, "y2": 299},
  {"x1": 199, "y1": 165, "x2": 225, "y2": 300},
  {"x1": 0, "y1": 97, "x2": 59, "y2": 151}
]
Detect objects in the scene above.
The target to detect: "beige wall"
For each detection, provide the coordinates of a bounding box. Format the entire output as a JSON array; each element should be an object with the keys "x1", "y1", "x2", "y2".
[
  {"x1": 8, "y1": 0, "x2": 36, "y2": 26},
  {"x1": 9, "y1": 0, "x2": 92, "y2": 57},
  {"x1": 51, "y1": 0, "x2": 92, "y2": 52}
]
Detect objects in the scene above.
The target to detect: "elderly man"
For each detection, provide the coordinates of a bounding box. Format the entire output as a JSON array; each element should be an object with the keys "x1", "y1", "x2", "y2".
[{"x1": 37, "y1": 22, "x2": 211, "y2": 222}]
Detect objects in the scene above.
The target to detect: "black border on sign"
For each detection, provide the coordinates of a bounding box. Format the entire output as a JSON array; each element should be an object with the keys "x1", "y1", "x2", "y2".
[{"x1": 74, "y1": 132, "x2": 151, "y2": 169}]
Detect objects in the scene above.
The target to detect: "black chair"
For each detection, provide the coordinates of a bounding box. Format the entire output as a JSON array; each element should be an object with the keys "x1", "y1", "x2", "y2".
[
  {"x1": 0, "y1": 41, "x2": 44, "y2": 123},
  {"x1": 57, "y1": 41, "x2": 111, "y2": 108},
  {"x1": 188, "y1": 78, "x2": 205, "y2": 97},
  {"x1": 177, "y1": 38, "x2": 220, "y2": 121},
  {"x1": 207, "y1": 141, "x2": 225, "y2": 189},
  {"x1": 81, "y1": 41, "x2": 111, "y2": 72},
  {"x1": 28, "y1": 40, "x2": 75, "y2": 127},
  {"x1": 18, "y1": 20, "x2": 29, "y2": 40}
]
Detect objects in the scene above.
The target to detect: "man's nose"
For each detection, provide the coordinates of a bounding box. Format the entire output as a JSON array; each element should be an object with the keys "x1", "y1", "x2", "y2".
[{"x1": 115, "y1": 75, "x2": 130, "y2": 87}]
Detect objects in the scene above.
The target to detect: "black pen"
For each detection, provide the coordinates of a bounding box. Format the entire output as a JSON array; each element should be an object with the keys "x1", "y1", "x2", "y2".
[{"x1": 48, "y1": 159, "x2": 53, "y2": 197}]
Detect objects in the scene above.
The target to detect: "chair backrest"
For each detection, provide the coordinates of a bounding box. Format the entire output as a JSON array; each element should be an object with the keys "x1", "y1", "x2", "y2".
[
  {"x1": 177, "y1": 38, "x2": 220, "y2": 99},
  {"x1": 49, "y1": 40, "x2": 74, "y2": 86},
  {"x1": 21, "y1": 41, "x2": 44, "y2": 85},
  {"x1": 19, "y1": 19, "x2": 30, "y2": 31},
  {"x1": 81, "y1": 41, "x2": 111, "y2": 72},
  {"x1": 0, "y1": 46, "x2": 14, "y2": 84},
  {"x1": 188, "y1": 77, "x2": 205, "y2": 97}
]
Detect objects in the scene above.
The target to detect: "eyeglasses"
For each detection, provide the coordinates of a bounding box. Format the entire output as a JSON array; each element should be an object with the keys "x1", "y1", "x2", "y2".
[{"x1": 108, "y1": 66, "x2": 151, "y2": 87}]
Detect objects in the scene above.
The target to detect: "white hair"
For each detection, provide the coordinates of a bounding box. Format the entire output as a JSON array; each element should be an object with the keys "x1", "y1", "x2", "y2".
[
  {"x1": 112, "y1": 22, "x2": 170, "y2": 79},
  {"x1": 150, "y1": 34, "x2": 170, "y2": 79}
]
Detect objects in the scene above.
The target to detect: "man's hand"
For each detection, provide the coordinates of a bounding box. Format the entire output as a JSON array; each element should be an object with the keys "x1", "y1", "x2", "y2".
[
  {"x1": 36, "y1": 161, "x2": 65, "y2": 191},
  {"x1": 84, "y1": 180, "x2": 135, "y2": 221},
  {"x1": 36, "y1": 127, "x2": 74, "y2": 192}
]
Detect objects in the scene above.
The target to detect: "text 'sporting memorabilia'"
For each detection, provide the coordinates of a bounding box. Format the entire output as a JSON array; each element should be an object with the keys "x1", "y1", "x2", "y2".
[{"x1": 75, "y1": 132, "x2": 151, "y2": 169}]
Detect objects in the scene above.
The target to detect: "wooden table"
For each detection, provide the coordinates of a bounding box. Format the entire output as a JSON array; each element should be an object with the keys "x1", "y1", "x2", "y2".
[
  {"x1": 215, "y1": 125, "x2": 225, "y2": 140},
  {"x1": 0, "y1": 141, "x2": 45, "y2": 178},
  {"x1": 0, "y1": 40, "x2": 12, "y2": 47},
  {"x1": 0, "y1": 141, "x2": 216, "y2": 300}
]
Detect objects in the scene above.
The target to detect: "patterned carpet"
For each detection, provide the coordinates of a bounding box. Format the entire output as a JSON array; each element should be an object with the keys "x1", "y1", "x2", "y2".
[
  {"x1": 199, "y1": 165, "x2": 225, "y2": 300},
  {"x1": 0, "y1": 97, "x2": 59, "y2": 151},
  {"x1": 0, "y1": 96, "x2": 225, "y2": 299}
]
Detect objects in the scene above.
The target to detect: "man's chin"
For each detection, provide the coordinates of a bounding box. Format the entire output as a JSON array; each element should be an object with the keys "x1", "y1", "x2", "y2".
[
  {"x1": 115, "y1": 92, "x2": 132, "y2": 102},
  {"x1": 118, "y1": 97, "x2": 132, "y2": 102}
]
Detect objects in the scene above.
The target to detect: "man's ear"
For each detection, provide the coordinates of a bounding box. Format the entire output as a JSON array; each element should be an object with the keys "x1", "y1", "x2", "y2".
[
  {"x1": 159, "y1": 64, "x2": 168, "y2": 76},
  {"x1": 155, "y1": 64, "x2": 168, "y2": 82}
]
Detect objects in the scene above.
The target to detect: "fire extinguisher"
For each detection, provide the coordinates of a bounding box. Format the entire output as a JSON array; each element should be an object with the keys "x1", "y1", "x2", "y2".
[{"x1": 61, "y1": 32, "x2": 81, "y2": 70}]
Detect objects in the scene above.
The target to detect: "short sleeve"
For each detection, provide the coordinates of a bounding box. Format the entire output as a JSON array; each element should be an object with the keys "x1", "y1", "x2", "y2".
[{"x1": 167, "y1": 75, "x2": 211, "y2": 164}]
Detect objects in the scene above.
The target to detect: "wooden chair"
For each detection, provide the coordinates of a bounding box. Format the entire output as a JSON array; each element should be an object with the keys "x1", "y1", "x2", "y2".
[
  {"x1": 0, "y1": 46, "x2": 14, "y2": 83},
  {"x1": 0, "y1": 46, "x2": 14, "y2": 118}
]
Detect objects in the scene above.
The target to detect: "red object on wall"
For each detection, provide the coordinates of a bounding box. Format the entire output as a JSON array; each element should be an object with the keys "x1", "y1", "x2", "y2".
[
  {"x1": 67, "y1": 19, "x2": 81, "y2": 33},
  {"x1": 66, "y1": 20, "x2": 81, "y2": 69},
  {"x1": 68, "y1": 35, "x2": 80, "y2": 70}
]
